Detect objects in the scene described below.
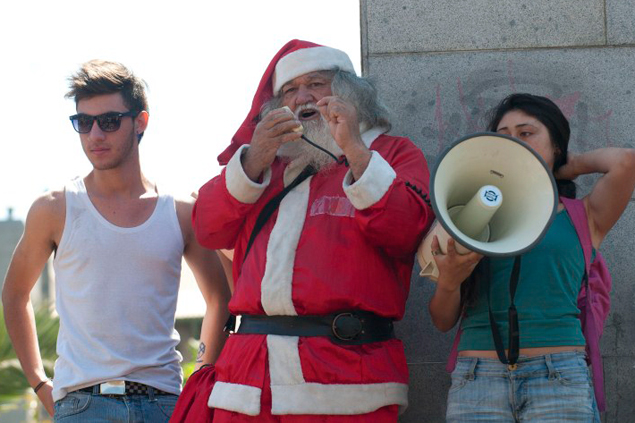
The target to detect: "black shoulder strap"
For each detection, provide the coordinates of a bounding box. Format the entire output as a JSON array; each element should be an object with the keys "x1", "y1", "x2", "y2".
[
  {"x1": 488, "y1": 255, "x2": 521, "y2": 366},
  {"x1": 242, "y1": 165, "x2": 316, "y2": 263}
]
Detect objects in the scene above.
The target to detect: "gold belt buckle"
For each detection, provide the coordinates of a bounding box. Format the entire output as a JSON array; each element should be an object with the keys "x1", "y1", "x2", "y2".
[
  {"x1": 507, "y1": 364, "x2": 518, "y2": 371},
  {"x1": 100, "y1": 380, "x2": 125, "y2": 395}
]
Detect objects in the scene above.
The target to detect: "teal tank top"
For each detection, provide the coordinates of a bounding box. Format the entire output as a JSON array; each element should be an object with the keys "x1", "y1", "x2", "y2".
[{"x1": 459, "y1": 210, "x2": 588, "y2": 351}]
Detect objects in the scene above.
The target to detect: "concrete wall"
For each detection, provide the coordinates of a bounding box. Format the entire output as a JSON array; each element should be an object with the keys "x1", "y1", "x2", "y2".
[{"x1": 360, "y1": 1, "x2": 635, "y2": 421}]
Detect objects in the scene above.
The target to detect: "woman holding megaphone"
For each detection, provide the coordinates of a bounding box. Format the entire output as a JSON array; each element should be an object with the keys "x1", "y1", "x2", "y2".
[{"x1": 428, "y1": 93, "x2": 635, "y2": 422}]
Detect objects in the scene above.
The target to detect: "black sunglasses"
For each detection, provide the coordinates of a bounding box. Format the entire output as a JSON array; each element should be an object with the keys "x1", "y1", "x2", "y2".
[{"x1": 69, "y1": 111, "x2": 138, "y2": 134}]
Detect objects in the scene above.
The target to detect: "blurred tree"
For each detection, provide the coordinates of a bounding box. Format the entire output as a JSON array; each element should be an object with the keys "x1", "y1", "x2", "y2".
[{"x1": 0, "y1": 303, "x2": 58, "y2": 401}]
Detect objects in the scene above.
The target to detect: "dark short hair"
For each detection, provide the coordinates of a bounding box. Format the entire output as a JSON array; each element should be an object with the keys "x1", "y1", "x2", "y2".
[
  {"x1": 66, "y1": 60, "x2": 148, "y2": 112},
  {"x1": 487, "y1": 93, "x2": 575, "y2": 198},
  {"x1": 66, "y1": 60, "x2": 148, "y2": 142}
]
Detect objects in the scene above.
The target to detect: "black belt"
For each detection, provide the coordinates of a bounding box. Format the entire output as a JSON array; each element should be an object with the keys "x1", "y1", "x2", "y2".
[
  {"x1": 226, "y1": 311, "x2": 395, "y2": 345},
  {"x1": 77, "y1": 381, "x2": 172, "y2": 396}
]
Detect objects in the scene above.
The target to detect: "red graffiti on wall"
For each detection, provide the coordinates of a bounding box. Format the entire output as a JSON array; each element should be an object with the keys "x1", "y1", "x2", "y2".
[{"x1": 434, "y1": 60, "x2": 614, "y2": 151}]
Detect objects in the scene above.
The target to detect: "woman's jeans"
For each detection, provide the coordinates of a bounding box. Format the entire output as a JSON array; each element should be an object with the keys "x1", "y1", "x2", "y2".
[{"x1": 447, "y1": 351, "x2": 600, "y2": 422}]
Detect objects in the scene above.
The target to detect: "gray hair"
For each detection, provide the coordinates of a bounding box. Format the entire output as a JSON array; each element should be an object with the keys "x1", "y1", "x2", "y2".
[
  {"x1": 331, "y1": 69, "x2": 392, "y2": 131},
  {"x1": 261, "y1": 69, "x2": 392, "y2": 131}
]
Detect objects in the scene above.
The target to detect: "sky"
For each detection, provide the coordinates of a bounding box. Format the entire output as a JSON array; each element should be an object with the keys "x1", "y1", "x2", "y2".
[{"x1": 0, "y1": 0, "x2": 361, "y2": 221}]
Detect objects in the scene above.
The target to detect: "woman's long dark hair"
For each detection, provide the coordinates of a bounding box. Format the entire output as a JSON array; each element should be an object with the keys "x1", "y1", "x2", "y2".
[{"x1": 461, "y1": 93, "x2": 576, "y2": 309}]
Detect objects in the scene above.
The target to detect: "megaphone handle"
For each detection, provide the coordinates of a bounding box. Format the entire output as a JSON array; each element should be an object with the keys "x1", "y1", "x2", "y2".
[
  {"x1": 487, "y1": 256, "x2": 522, "y2": 367},
  {"x1": 419, "y1": 260, "x2": 439, "y2": 280}
]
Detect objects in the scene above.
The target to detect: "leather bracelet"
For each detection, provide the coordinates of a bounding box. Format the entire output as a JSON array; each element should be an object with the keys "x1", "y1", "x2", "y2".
[{"x1": 34, "y1": 379, "x2": 49, "y2": 393}]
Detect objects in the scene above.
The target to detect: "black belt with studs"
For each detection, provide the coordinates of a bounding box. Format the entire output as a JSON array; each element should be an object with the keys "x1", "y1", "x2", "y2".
[{"x1": 77, "y1": 381, "x2": 172, "y2": 396}]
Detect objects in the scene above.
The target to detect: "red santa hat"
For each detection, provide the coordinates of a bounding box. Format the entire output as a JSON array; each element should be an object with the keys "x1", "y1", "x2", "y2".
[{"x1": 217, "y1": 39, "x2": 356, "y2": 165}]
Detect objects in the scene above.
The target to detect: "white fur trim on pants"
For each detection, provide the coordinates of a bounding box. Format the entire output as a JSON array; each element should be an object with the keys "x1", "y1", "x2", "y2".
[
  {"x1": 267, "y1": 335, "x2": 408, "y2": 415},
  {"x1": 226, "y1": 145, "x2": 272, "y2": 204},
  {"x1": 208, "y1": 381, "x2": 262, "y2": 416},
  {"x1": 267, "y1": 336, "x2": 305, "y2": 385},
  {"x1": 271, "y1": 382, "x2": 408, "y2": 415}
]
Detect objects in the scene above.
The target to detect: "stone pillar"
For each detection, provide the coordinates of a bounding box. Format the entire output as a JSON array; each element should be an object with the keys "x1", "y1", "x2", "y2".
[{"x1": 361, "y1": 1, "x2": 635, "y2": 421}]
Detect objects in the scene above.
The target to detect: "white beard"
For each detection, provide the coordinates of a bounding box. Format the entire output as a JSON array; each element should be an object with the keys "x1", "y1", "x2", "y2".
[{"x1": 277, "y1": 108, "x2": 343, "y2": 171}]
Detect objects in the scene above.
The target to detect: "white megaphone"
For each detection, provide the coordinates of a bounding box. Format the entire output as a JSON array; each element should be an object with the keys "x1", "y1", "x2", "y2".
[{"x1": 418, "y1": 133, "x2": 557, "y2": 280}]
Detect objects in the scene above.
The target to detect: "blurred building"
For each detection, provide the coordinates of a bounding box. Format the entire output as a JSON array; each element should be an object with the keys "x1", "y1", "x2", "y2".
[
  {"x1": 0, "y1": 208, "x2": 53, "y2": 305},
  {"x1": 0, "y1": 208, "x2": 24, "y2": 292}
]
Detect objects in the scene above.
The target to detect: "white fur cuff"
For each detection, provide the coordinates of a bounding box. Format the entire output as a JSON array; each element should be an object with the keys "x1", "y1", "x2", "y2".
[
  {"x1": 343, "y1": 151, "x2": 396, "y2": 210},
  {"x1": 225, "y1": 145, "x2": 272, "y2": 204}
]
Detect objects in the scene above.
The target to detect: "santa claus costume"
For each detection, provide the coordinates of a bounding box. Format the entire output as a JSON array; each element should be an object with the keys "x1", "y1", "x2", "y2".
[{"x1": 173, "y1": 39, "x2": 434, "y2": 423}]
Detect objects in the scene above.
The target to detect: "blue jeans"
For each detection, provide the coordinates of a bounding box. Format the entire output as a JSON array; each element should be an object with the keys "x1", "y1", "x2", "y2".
[
  {"x1": 54, "y1": 385, "x2": 178, "y2": 423},
  {"x1": 446, "y1": 352, "x2": 600, "y2": 422}
]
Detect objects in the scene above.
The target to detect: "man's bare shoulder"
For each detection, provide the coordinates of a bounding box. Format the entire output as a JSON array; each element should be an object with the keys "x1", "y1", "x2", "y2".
[
  {"x1": 22, "y1": 188, "x2": 66, "y2": 246},
  {"x1": 174, "y1": 194, "x2": 196, "y2": 219},
  {"x1": 173, "y1": 194, "x2": 196, "y2": 242},
  {"x1": 29, "y1": 189, "x2": 65, "y2": 220}
]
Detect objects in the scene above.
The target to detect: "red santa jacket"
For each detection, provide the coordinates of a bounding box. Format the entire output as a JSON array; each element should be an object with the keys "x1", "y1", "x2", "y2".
[{"x1": 193, "y1": 128, "x2": 434, "y2": 416}]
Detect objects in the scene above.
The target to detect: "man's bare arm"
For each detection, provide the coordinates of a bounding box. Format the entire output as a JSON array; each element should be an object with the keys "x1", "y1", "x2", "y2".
[
  {"x1": 2, "y1": 190, "x2": 65, "y2": 417},
  {"x1": 216, "y1": 249, "x2": 235, "y2": 294},
  {"x1": 177, "y1": 199, "x2": 231, "y2": 368}
]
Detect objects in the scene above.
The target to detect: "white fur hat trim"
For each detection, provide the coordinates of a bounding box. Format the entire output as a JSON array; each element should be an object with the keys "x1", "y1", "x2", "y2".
[{"x1": 273, "y1": 46, "x2": 356, "y2": 94}]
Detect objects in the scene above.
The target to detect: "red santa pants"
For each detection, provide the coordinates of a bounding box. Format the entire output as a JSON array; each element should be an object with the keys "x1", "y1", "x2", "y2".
[{"x1": 213, "y1": 367, "x2": 399, "y2": 423}]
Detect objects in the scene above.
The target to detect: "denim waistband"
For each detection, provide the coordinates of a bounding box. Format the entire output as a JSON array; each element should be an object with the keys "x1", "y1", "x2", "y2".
[{"x1": 455, "y1": 351, "x2": 588, "y2": 378}]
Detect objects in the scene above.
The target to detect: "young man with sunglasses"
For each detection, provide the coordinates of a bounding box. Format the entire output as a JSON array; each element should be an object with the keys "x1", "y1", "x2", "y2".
[{"x1": 1, "y1": 60, "x2": 230, "y2": 422}]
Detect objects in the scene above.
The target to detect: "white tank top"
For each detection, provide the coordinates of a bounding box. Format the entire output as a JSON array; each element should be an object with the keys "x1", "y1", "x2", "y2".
[{"x1": 52, "y1": 177, "x2": 184, "y2": 401}]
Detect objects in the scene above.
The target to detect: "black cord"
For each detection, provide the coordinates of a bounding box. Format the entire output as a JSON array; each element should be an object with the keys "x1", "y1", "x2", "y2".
[
  {"x1": 295, "y1": 140, "x2": 427, "y2": 202},
  {"x1": 301, "y1": 135, "x2": 349, "y2": 167}
]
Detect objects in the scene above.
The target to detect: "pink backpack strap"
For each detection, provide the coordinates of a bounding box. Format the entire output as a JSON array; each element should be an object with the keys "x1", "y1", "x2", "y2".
[
  {"x1": 560, "y1": 197, "x2": 606, "y2": 412},
  {"x1": 560, "y1": 197, "x2": 593, "y2": 265},
  {"x1": 446, "y1": 325, "x2": 462, "y2": 372}
]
